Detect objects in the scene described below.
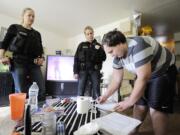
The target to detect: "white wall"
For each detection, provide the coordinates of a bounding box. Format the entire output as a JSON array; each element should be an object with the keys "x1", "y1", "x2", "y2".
[{"x1": 38, "y1": 28, "x2": 67, "y2": 55}]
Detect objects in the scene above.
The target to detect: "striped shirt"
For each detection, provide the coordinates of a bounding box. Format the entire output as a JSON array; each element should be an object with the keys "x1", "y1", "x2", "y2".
[{"x1": 113, "y1": 36, "x2": 175, "y2": 77}]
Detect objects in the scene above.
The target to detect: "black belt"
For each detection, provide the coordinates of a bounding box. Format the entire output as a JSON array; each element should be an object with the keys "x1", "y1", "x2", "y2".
[{"x1": 13, "y1": 54, "x2": 35, "y2": 64}]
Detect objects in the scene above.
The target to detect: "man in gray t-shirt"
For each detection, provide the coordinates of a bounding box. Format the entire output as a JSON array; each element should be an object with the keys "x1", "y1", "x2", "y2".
[{"x1": 98, "y1": 30, "x2": 177, "y2": 135}]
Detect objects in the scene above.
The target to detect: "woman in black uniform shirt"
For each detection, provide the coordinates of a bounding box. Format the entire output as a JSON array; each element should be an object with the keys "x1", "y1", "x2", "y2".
[{"x1": 0, "y1": 8, "x2": 45, "y2": 100}]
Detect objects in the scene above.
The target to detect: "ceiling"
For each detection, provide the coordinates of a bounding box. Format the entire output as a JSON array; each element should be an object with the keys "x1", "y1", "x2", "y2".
[{"x1": 0, "y1": 0, "x2": 180, "y2": 37}]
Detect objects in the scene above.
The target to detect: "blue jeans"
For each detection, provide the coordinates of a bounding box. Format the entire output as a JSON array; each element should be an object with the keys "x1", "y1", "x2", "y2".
[
  {"x1": 78, "y1": 70, "x2": 100, "y2": 99},
  {"x1": 11, "y1": 64, "x2": 45, "y2": 100}
]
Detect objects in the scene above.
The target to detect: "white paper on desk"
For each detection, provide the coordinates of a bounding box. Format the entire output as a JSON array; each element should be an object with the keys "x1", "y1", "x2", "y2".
[
  {"x1": 95, "y1": 102, "x2": 117, "y2": 112},
  {"x1": 93, "y1": 112, "x2": 141, "y2": 135}
]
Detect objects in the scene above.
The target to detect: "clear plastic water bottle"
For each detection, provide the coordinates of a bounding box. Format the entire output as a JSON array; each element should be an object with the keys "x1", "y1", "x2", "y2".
[
  {"x1": 56, "y1": 121, "x2": 65, "y2": 135},
  {"x1": 28, "y1": 82, "x2": 39, "y2": 113}
]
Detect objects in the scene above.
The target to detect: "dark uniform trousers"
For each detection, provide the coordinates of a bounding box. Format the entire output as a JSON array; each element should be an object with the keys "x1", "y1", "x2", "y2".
[{"x1": 78, "y1": 70, "x2": 100, "y2": 99}]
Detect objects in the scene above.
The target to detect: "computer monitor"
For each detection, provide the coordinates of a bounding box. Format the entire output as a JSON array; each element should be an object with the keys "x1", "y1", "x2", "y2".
[
  {"x1": 46, "y1": 55, "x2": 76, "y2": 82},
  {"x1": 46, "y1": 55, "x2": 78, "y2": 97}
]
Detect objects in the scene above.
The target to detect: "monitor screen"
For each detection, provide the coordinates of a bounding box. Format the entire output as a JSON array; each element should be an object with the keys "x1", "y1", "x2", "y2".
[{"x1": 46, "y1": 55, "x2": 77, "y2": 81}]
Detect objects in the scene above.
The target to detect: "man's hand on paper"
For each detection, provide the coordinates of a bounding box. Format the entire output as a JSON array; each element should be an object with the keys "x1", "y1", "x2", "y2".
[
  {"x1": 97, "y1": 95, "x2": 108, "y2": 104},
  {"x1": 114, "y1": 99, "x2": 133, "y2": 112}
]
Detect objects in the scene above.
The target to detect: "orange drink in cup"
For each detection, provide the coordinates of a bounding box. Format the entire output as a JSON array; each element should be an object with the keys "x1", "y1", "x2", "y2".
[{"x1": 9, "y1": 93, "x2": 26, "y2": 121}]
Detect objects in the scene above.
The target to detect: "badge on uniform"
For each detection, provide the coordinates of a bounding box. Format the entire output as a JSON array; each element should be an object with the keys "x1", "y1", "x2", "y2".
[{"x1": 95, "y1": 45, "x2": 100, "y2": 49}]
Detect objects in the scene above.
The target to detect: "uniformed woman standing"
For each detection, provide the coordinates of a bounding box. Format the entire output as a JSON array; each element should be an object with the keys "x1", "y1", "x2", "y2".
[
  {"x1": 73, "y1": 26, "x2": 106, "y2": 99},
  {"x1": 0, "y1": 8, "x2": 45, "y2": 101}
]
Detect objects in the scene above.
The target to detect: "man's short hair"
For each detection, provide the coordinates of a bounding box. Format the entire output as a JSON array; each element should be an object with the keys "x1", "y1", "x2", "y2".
[{"x1": 102, "y1": 30, "x2": 126, "y2": 46}]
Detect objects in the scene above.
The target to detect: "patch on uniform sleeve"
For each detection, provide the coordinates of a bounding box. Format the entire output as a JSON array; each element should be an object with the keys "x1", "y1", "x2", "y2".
[{"x1": 82, "y1": 46, "x2": 88, "y2": 49}]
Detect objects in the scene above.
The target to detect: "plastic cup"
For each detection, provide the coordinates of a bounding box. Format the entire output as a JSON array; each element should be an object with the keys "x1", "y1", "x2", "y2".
[
  {"x1": 11, "y1": 132, "x2": 21, "y2": 135},
  {"x1": 9, "y1": 93, "x2": 26, "y2": 121}
]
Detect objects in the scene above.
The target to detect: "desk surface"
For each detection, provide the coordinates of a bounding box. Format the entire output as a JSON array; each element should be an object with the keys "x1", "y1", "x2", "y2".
[{"x1": 15, "y1": 101, "x2": 101, "y2": 135}]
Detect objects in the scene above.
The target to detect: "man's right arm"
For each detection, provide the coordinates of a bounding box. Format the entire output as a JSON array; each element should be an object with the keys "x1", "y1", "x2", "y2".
[{"x1": 99, "y1": 68, "x2": 124, "y2": 103}]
